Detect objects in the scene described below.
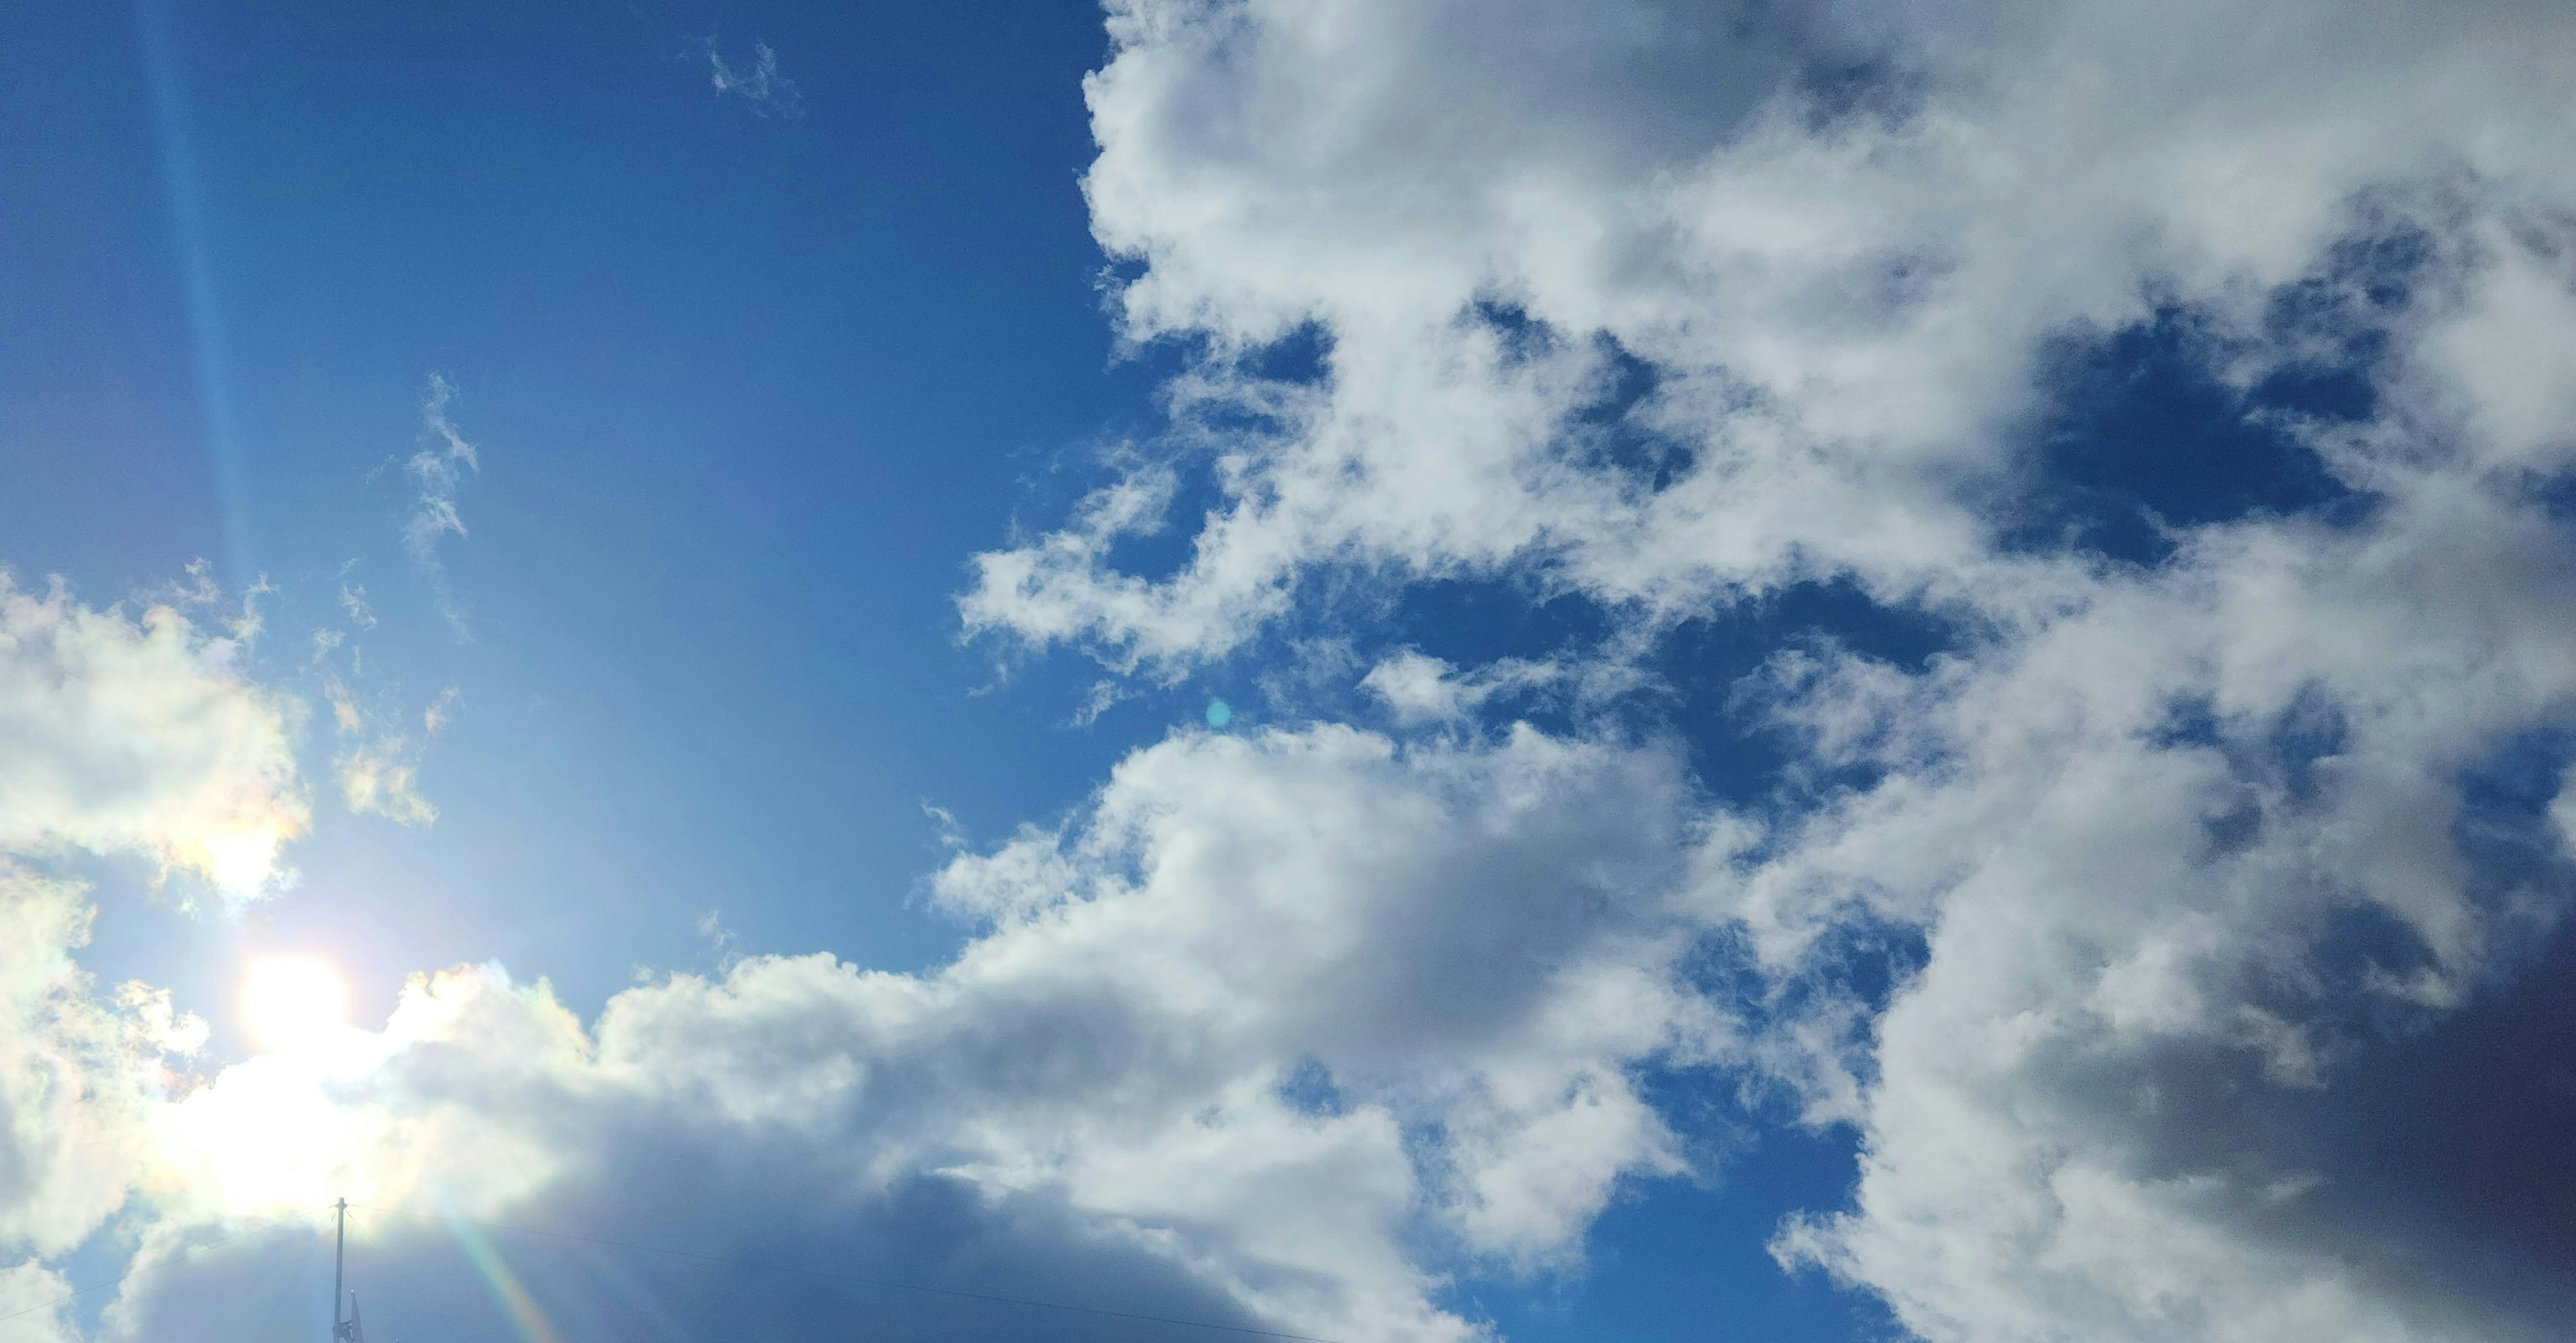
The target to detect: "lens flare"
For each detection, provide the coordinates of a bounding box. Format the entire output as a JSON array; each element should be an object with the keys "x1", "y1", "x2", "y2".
[{"x1": 241, "y1": 957, "x2": 347, "y2": 1053}]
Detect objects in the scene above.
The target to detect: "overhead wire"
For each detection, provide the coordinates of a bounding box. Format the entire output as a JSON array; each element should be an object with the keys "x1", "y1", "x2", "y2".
[{"x1": 348, "y1": 1202, "x2": 1349, "y2": 1343}]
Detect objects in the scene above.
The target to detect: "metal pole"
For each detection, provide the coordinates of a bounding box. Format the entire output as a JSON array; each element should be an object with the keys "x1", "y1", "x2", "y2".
[{"x1": 333, "y1": 1198, "x2": 347, "y2": 1342}]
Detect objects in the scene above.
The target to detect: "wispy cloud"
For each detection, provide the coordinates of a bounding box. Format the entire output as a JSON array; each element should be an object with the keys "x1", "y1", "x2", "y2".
[
  {"x1": 406, "y1": 374, "x2": 480, "y2": 639},
  {"x1": 323, "y1": 675, "x2": 453, "y2": 828},
  {"x1": 705, "y1": 38, "x2": 803, "y2": 120},
  {"x1": 337, "y1": 558, "x2": 377, "y2": 631}
]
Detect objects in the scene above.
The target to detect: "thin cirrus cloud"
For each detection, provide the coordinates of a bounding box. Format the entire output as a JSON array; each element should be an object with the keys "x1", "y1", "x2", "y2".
[
  {"x1": 322, "y1": 673, "x2": 445, "y2": 827},
  {"x1": 705, "y1": 38, "x2": 804, "y2": 121},
  {"x1": 313, "y1": 376, "x2": 479, "y2": 826},
  {"x1": 403, "y1": 374, "x2": 479, "y2": 641}
]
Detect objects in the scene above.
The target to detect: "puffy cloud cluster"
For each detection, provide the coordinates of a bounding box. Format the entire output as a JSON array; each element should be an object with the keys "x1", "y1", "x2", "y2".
[
  {"x1": 1748, "y1": 487, "x2": 2576, "y2": 1340},
  {"x1": 951, "y1": 0, "x2": 2576, "y2": 1338},
  {"x1": 0, "y1": 573, "x2": 1721, "y2": 1340},
  {"x1": 968, "y1": 0, "x2": 2576, "y2": 669},
  {"x1": 99, "y1": 724, "x2": 1709, "y2": 1342}
]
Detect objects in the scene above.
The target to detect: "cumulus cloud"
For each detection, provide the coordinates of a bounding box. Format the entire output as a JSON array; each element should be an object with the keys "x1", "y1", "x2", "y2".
[
  {"x1": 0, "y1": 574, "x2": 1717, "y2": 1340},
  {"x1": 0, "y1": 576, "x2": 303, "y2": 1306},
  {"x1": 72, "y1": 723, "x2": 1709, "y2": 1342},
  {"x1": 969, "y1": 0, "x2": 2576, "y2": 672},
  {"x1": 0, "y1": 1260, "x2": 78, "y2": 1343},
  {"x1": 0, "y1": 865, "x2": 207, "y2": 1262},
  {"x1": 0, "y1": 574, "x2": 307, "y2": 905},
  {"x1": 951, "y1": 1, "x2": 2576, "y2": 1338},
  {"x1": 1743, "y1": 484, "x2": 2576, "y2": 1340}
]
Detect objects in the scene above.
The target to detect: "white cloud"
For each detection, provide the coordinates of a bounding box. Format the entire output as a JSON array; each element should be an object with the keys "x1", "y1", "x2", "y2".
[
  {"x1": 0, "y1": 866, "x2": 206, "y2": 1264},
  {"x1": 0, "y1": 576, "x2": 299, "y2": 1285},
  {"x1": 2423, "y1": 216, "x2": 2576, "y2": 470},
  {"x1": 706, "y1": 39, "x2": 804, "y2": 121},
  {"x1": 322, "y1": 676, "x2": 448, "y2": 828},
  {"x1": 1741, "y1": 482, "x2": 2576, "y2": 1340},
  {"x1": 953, "y1": 1, "x2": 2576, "y2": 1338},
  {"x1": 76, "y1": 722, "x2": 1713, "y2": 1342},
  {"x1": 0, "y1": 1259, "x2": 78, "y2": 1343},
  {"x1": 337, "y1": 575, "x2": 376, "y2": 631},
  {"x1": 406, "y1": 375, "x2": 480, "y2": 640},
  {"x1": 0, "y1": 574, "x2": 307, "y2": 905},
  {"x1": 0, "y1": 583, "x2": 1721, "y2": 1339},
  {"x1": 1359, "y1": 650, "x2": 1563, "y2": 728},
  {"x1": 968, "y1": 0, "x2": 2576, "y2": 672}
]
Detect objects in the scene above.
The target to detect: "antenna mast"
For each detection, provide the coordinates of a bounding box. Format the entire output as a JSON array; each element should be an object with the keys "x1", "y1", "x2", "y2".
[{"x1": 331, "y1": 1198, "x2": 359, "y2": 1342}]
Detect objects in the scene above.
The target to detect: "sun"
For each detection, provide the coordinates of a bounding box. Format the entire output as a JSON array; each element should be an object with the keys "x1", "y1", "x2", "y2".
[{"x1": 241, "y1": 957, "x2": 348, "y2": 1053}]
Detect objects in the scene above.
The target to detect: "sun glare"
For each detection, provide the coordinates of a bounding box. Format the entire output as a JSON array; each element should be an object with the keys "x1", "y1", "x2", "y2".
[
  {"x1": 241, "y1": 957, "x2": 348, "y2": 1053},
  {"x1": 203, "y1": 828, "x2": 283, "y2": 900}
]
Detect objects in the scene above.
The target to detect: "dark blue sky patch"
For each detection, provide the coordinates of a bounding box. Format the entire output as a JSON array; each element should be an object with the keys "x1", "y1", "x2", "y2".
[
  {"x1": 2158, "y1": 685, "x2": 2350, "y2": 861},
  {"x1": 2264, "y1": 685, "x2": 2350, "y2": 805},
  {"x1": 2528, "y1": 470, "x2": 2576, "y2": 533},
  {"x1": 1350, "y1": 573, "x2": 1961, "y2": 807},
  {"x1": 2200, "y1": 726, "x2": 2576, "y2": 1069},
  {"x1": 2005, "y1": 307, "x2": 2360, "y2": 564},
  {"x1": 2453, "y1": 727, "x2": 2576, "y2": 830},
  {"x1": 2147, "y1": 693, "x2": 2225, "y2": 751},
  {"x1": 1224, "y1": 316, "x2": 1336, "y2": 392},
  {"x1": 2002, "y1": 213, "x2": 2447, "y2": 566},
  {"x1": 2274, "y1": 216, "x2": 2441, "y2": 330},
  {"x1": 1088, "y1": 459, "x2": 1216, "y2": 590},
  {"x1": 1686, "y1": 916, "x2": 1931, "y2": 1107},
  {"x1": 1457, "y1": 307, "x2": 1702, "y2": 496},
  {"x1": 1449, "y1": 1081, "x2": 1898, "y2": 1343},
  {"x1": 1569, "y1": 334, "x2": 1701, "y2": 494},
  {"x1": 2299, "y1": 902, "x2": 2446, "y2": 1034},
  {"x1": 1370, "y1": 572, "x2": 1620, "y2": 674},
  {"x1": 2252, "y1": 221, "x2": 2439, "y2": 422},
  {"x1": 1654, "y1": 579, "x2": 1959, "y2": 806},
  {"x1": 1465, "y1": 297, "x2": 1567, "y2": 367},
  {"x1": 1788, "y1": 49, "x2": 1922, "y2": 131},
  {"x1": 1075, "y1": 333, "x2": 1338, "y2": 588},
  {"x1": 2449, "y1": 727, "x2": 2576, "y2": 937}
]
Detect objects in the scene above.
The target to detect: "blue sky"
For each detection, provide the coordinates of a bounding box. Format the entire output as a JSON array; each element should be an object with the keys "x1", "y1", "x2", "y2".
[
  {"x1": 3, "y1": 3, "x2": 2574, "y2": 1342},
  {"x1": 10, "y1": 0, "x2": 1172, "y2": 996}
]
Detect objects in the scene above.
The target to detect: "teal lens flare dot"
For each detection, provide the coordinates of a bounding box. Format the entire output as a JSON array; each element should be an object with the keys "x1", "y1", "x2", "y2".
[{"x1": 1205, "y1": 700, "x2": 1233, "y2": 728}]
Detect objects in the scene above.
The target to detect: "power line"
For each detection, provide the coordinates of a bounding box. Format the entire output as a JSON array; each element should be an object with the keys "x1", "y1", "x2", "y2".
[
  {"x1": 0, "y1": 1205, "x2": 329, "y2": 1325},
  {"x1": 349, "y1": 1202, "x2": 1348, "y2": 1343}
]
